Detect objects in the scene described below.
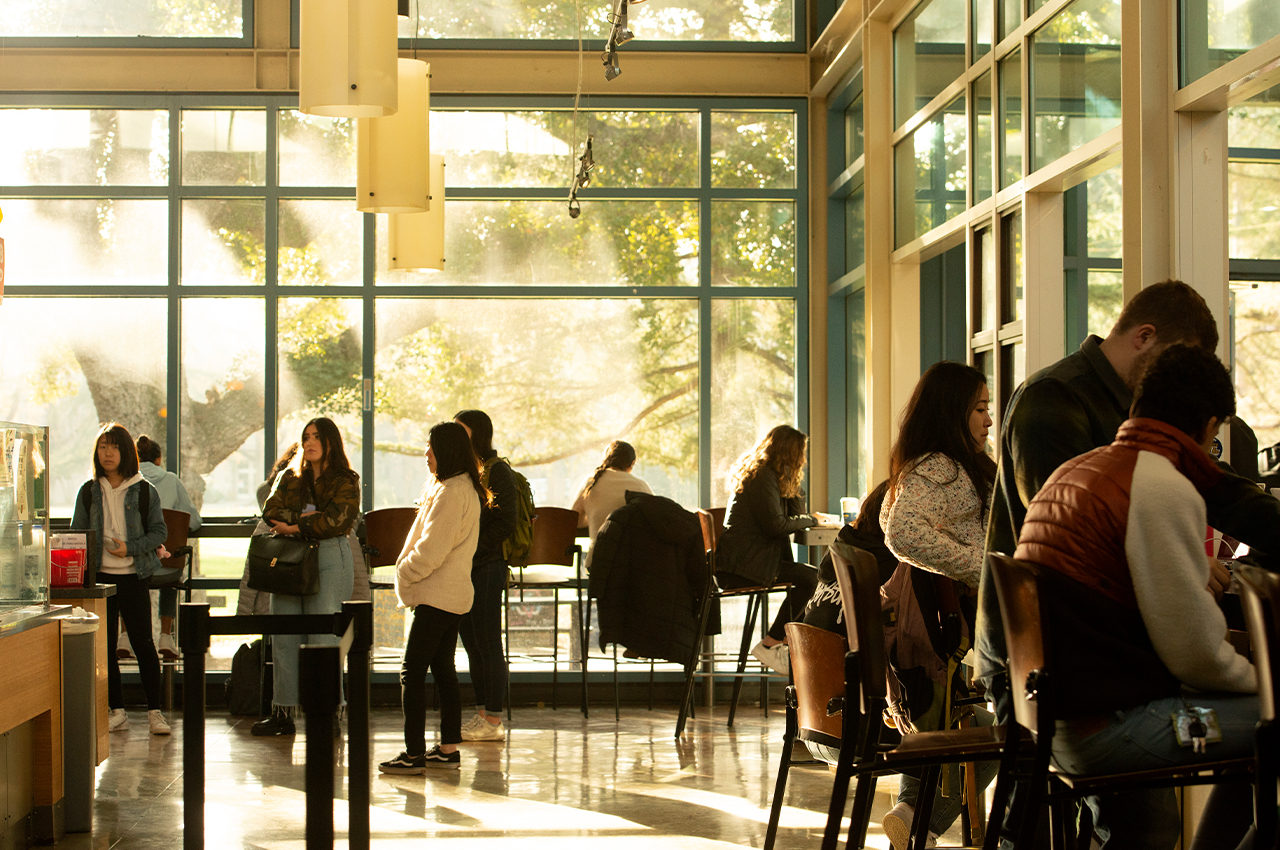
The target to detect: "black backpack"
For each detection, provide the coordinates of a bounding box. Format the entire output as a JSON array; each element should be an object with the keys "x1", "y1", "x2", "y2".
[{"x1": 225, "y1": 640, "x2": 269, "y2": 716}]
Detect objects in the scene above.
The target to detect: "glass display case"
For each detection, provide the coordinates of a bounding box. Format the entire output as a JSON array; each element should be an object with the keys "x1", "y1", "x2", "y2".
[{"x1": 0, "y1": 422, "x2": 50, "y2": 611}]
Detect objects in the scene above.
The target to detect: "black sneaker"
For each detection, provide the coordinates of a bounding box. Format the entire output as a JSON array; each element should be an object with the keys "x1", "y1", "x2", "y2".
[
  {"x1": 379, "y1": 751, "x2": 427, "y2": 775},
  {"x1": 423, "y1": 744, "x2": 461, "y2": 770},
  {"x1": 251, "y1": 712, "x2": 296, "y2": 737}
]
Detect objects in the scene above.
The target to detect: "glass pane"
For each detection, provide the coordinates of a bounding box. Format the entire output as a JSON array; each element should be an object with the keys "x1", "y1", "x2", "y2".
[
  {"x1": 1001, "y1": 47, "x2": 1023, "y2": 188},
  {"x1": 1032, "y1": 0, "x2": 1122, "y2": 170},
  {"x1": 711, "y1": 299, "x2": 797, "y2": 501},
  {"x1": 376, "y1": 200, "x2": 698, "y2": 287},
  {"x1": 0, "y1": 199, "x2": 167, "y2": 286},
  {"x1": 711, "y1": 111, "x2": 796, "y2": 189},
  {"x1": 1229, "y1": 166, "x2": 1280, "y2": 260},
  {"x1": 1182, "y1": 0, "x2": 1280, "y2": 85},
  {"x1": 279, "y1": 111, "x2": 355, "y2": 187},
  {"x1": 846, "y1": 187, "x2": 866, "y2": 271},
  {"x1": 433, "y1": 110, "x2": 699, "y2": 189},
  {"x1": 1229, "y1": 82, "x2": 1280, "y2": 149},
  {"x1": 181, "y1": 110, "x2": 267, "y2": 186},
  {"x1": 894, "y1": 94, "x2": 968, "y2": 247},
  {"x1": 1087, "y1": 269, "x2": 1123, "y2": 337},
  {"x1": 1001, "y1": 209, "x2": 1024, "y2": 323},
  {"x1": 974, "y1": 348, "x2": 995, "y2": 411},
  {"x1": 974, "y1": 69, "x2": 994, "y2": 202},
  {"x1": 0, "y1": 298, "x2": 166, "y2": 516},
  {"x1": 976, "y1": 226, "x2": 997, "y2": 332},
  {"x1": 182, "y1": 199, "x2": 266, "y2": 286},
  {"x1": 974, "y1": 0, "x2": 994, "y2": 59},
  {"x1": 1087, "y1": 166, "x2": 1123, "y2": 259},
  {"x1": 373, "y1": 298, "x2": 700, "y2": 510},
  {"x1": 894, "y1": 0, "x2": 967, "y2": 125},
  {"x1": 0, "y1": 109, "x2": 168, "y2": 186},
  {"x1": 181, "y1": 298, "x2": 265, "y2": 516},
  {"x1": 279, "y1": 200, "x2": 364, "y2": 286},
  {"x1": 1000, "y1": 341, "x2": 1025, "y2": 421},
  {"x1": 2, "y1": 1, "x2": 244, "y2": 37},
  {"x1": 407, "y1": 0, "x2": 794, "y2": 41},
  {"x1": 847, "y1": 92, "x2": 865, "y2": 165},
  {"x1": 711, "y1": 202, "x2": 796, "y2": 287},
  {"x1": 277, "y1": 298, "x2": 364, "y2": 485},
  {"x1": 1000, "y1": 0, "x2": 1021, "y2": 40},
  {"x1": 1231, "y1": 281, "x2": 1280, "y2": 450},
  {"x1": 846, "y1": 288, "x2": 868, "y2": 501}
]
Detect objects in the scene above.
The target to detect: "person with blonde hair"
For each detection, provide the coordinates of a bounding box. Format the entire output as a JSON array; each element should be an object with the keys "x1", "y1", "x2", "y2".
[
  {"x1": 571, "y1": 440, "x2": 652, "y2": 569},
  {"x1": 714, "y1": 425, "x2": 818, "y2": 674}
]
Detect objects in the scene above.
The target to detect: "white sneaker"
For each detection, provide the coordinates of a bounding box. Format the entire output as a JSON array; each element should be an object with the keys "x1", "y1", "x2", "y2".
[
  {"x1": 117, "y1": 633, "x2": 134, "y2": 660},
  {"x1": 750, "y1": 640, "x2": 790, "y2": 675},
  {"x1": 108, "y1": 708, "x2": 129, "y2": 731},
  {"x1": 461, "y1": 713, "x2": 486, "y2": 734},
  {"x1": 881, "y1": 801, "x2": 938, "y2": 850},
  {"x1": 461, "y1": 718, "x2": 505, "y2": 742},
  {"x1": 157, "y1": 633, "x2": 180, "y2": 660},
  {"x1": 148, "y1": 710, "x2": 171, "y2": 736}
]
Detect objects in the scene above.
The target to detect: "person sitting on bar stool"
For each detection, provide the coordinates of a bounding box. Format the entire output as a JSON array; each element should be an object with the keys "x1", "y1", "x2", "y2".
[{"x1": 715, "y1": 424, "x2": 819, "y2": 675}]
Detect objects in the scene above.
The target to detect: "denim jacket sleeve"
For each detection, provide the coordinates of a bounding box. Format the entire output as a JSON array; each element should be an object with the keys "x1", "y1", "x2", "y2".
[{"x1": 127, "y1": 482, "x2": 169, "y2": 558}]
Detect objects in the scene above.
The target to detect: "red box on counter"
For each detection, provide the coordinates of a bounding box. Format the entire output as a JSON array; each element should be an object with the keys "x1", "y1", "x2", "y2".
[{"x1": 51, "y1": 533, "x2": 90, "y2": 587}]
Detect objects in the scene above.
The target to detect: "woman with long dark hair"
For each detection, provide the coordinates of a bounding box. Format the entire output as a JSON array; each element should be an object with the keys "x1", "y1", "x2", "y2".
[
  {"x1": 571, "y1": 440, "x2": 652, "y2": 568},
  {"x1": 715, "y1": 424, "x2": 818, "y2": 675},
  {"x1": 379, "y1": 421, "x2": 488, "y2": 773},
  {"x1": 71, "y1": 422, "x2": 171, "y2": 735},
  {"x1": 252, "y1": 418, "x2": 360, "y2": 737},
  {"x1": 877, "y1": 361, "x2": 997, "y2": 849},
  {"x1": 453, "y1": 409, "x2": 517, "y2": 741}
]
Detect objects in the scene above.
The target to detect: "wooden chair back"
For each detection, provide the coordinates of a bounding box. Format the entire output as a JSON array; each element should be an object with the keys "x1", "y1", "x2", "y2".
[
  {"x1": 708, "y1": 507, "x2": 726, "y2": 544},
  {"x1": 829, "y1": 540, "x2": 887, "y2": 712},
  {"x1": 526, "y1": 506, "x2": 580, "y2": 568},
  {"x1": 987, "y1": 553, "x2": 1047, "y2": 735},
  {"x1": 697, "y1": 509, "x2": 718, "y2": 555},
  {"x1": 362, "y1": 507, "x2": 418, "y2": 569},
  {"x1": 784, "y1": 621, "x2": 847, "y2": 751},
  {"x1": 1235, "y1": 564, "x2": 1280, "y2": 722},
  {"x1": 150, "y1": 509, "x2": 193, "y2": 587}
]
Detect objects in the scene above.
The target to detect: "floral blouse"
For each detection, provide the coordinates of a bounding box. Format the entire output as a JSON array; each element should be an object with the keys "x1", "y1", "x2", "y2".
[{"x1": 879, "y1": 452, "x2": 986, "y2": 589}]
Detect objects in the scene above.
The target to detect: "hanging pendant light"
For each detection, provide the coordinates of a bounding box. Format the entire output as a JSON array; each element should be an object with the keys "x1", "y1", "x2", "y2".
[
  {"x1": 357, "y1": 59, "x2": 430, "y2": 214},
  {"x1": 299, "y1": 0, "x2": 398, "y2": 118},
  {"x1": 388, "y1": 155, "x2": 446, "y2": 271}
]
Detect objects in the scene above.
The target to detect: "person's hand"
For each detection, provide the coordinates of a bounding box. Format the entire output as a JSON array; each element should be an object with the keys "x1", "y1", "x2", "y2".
[
  {"x1": 269, "y1": 520, "x2": 301, "y2": 536},
  {"x1": 105, "y1": 537, "x2": 128, "y2": 558},
  {"x1": 156, "y1": 544, "x2": 170, "y2": 560},
  {"x1": 1207, "y1": 555, "x2": 1231, "y2": 602}
]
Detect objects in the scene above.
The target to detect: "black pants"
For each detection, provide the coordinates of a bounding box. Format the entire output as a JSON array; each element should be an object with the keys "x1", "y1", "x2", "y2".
[
  {"x1": 104, "y1": 572, "x2": 163, "y2": 710},
  {"x1": 719, "y1": 559, "x2": 818, "y2": 642},
  {"x1": 458, "y1": 558, "x2": 508, "y2": 713},
  {"x1": 401, "y1": 604, "x2": 462, "y2": 755}
]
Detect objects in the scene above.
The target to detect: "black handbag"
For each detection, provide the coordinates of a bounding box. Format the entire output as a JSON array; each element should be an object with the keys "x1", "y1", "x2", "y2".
[{"x1": 246, "y1": 533, "x2": 321, "y2": 596}]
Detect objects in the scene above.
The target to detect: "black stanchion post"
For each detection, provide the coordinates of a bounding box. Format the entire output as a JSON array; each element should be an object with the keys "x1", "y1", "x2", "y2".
[
  {"x1": 343, "y1": 602, "x2": 373, "y2": 850},
  {"x1": 300, "y1": 644, "x2": 340, "y2": 850},
  {"x1": 179, "y1": 602, "x2": 210, "y2": 850}
]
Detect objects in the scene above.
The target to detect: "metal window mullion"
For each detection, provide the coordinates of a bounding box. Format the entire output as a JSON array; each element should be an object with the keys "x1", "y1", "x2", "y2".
[
  {"x1": 794, "y1": 98, "x2": 810, "y2": 455},
  {"x1": 167, "y1": 102, "x2": 182, "y2": 474},
  {"x1": 362, "y1": 212, "x2": 376, "y2": 512},
  {"x1": 699, "y1": 107, "x2": 713, "y2": 512},
  {"x1": 263, "y1": 105, "x2": 280, "y2": 478}
]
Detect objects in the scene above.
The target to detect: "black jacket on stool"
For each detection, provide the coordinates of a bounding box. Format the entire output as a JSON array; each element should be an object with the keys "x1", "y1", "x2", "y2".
[{"x1": 589, "y1": 492, "x2": 715, "y2": 667}]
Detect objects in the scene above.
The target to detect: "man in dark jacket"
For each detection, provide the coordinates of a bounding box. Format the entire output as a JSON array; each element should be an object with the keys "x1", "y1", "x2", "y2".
[{"x1": 588, "y1": 492, "x2": 710, "y2": 667}]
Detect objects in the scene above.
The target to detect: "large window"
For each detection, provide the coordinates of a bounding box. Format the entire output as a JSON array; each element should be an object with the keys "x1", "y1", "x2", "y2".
[
  {"x1": 1181, "y1": 0, "x2": 1280, "y2": 86},
  {"x1": 2, "y1": 0, "x2": 249, "y2": 40}
]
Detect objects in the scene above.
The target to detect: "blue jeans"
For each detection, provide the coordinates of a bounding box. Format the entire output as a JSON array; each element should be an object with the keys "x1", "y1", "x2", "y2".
[
  {"x1": 1051, "y1": 694, "x2": 1259, "y2": 850},
  {"x1": 897, "y1": 705, "x2": 1000, "y2": 835},
  {"x1": 270, "y1": 538, "x2": 354, "y2": 708},
  {"x1": 459, "y1": 558, "x2": 508, "y2": 713}
]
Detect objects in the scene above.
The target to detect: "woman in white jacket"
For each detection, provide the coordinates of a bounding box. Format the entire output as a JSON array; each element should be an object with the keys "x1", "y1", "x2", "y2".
[{"x1": 379, "y1": 422, "x2": 488, "y2": 774}]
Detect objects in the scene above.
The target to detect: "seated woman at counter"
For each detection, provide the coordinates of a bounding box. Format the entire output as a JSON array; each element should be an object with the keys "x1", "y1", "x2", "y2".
[
  {"x1": 571, "y1": 440, "x2": 652, "y2": 569},
  {"x1": 71, "y1": 422, "x2": 171, "y2": 736},
  {"x1": 714, "y1": 425, "x2": 818, "y2": 675}
]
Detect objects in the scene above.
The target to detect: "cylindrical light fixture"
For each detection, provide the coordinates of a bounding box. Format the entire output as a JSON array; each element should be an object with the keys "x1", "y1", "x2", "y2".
[
  {"x1": 388, "y1": 155, "x2": 446, "y2": 271},
  {"x1": 299, "y1": 0, "x2": 398, "y2": 118},
  {"x1": 357, "y1": 59, "x2": 430, "y2": 213}
]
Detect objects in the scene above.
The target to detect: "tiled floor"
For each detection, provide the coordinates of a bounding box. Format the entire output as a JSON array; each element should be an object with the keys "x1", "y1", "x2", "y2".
[{"x1": 53, "y1": 704, "x2": 975, "y2": 849}]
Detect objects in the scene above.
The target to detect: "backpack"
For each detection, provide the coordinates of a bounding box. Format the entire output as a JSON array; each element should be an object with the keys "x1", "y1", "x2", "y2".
[
  {"x1": 482, "y1": 457, "x2": 536, "y2": 568},
  {"x1": 225, "y1": 640, "x2": 269, "y2": 716}
]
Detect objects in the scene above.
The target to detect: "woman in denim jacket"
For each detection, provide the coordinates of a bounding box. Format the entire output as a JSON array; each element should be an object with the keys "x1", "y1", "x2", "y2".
[{"x1": 71, "y1": 422, "x2": 171, "y2": 735}]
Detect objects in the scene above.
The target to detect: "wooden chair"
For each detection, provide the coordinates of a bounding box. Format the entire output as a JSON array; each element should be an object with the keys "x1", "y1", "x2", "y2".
[
  {"x1": 675, "y1": 507, "x2": 795, "y2": 736},
  {"x1": 361, "y1": 506, "x2": 418, "y2": 579},
  {"x1": 1214, "y1": 563, "x2": 1278, "y2": 849},
  {"x1": 506, "y1": 506, "x2": 587, "y2": 715},
  {"x1": 988, "y1": 553, "x2": 1256, "y2": 850},
  {"x1": 763, "y1": 621, "x2": 847, "y2": 850},
  {"x1": 150, "y1": 509, "x2": 194, "y2": 596},
  {"x1": 823, "y1": 541, "x2": 1014, "y2": 850}
]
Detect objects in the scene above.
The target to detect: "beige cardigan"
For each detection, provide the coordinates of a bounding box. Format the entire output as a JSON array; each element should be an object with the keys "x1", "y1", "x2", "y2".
[{"x1": 394, "y1": 473, "x2": 481, "y2": 615}]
